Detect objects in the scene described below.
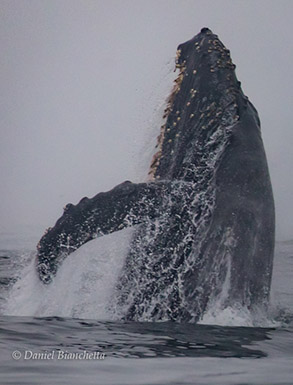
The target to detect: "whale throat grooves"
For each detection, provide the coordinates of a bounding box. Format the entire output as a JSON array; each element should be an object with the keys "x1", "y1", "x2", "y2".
[{"x1": 36, "y1": 28, "x2": 275, "y2": 322}]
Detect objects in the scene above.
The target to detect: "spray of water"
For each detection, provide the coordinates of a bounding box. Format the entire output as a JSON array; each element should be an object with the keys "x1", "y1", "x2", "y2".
[
  {"x1": 4, "y1": 228, "x2": 134, "y2": 319},
  {"x1": 2, "y1": 62, "x2": 280, "y2": 327}
]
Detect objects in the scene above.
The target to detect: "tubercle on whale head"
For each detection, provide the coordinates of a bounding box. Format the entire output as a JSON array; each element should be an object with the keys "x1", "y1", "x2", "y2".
[
  {"x1": 148, "y1": 28, "x2": 243, "y2": 181},
  {"x1": 148, "y1": 30, "x2": 221, "y2": 180},
  {"x1": 174, "y1": 27, "x2": 237, "y2": 101},
  {"x1": 148, "y1": 43, "x2": 187, "y2": 180}
]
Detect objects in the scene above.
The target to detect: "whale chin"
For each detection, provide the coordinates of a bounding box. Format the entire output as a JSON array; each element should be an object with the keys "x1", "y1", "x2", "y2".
[{"x1": 36, "y1": 28, "x2": 275, "y2": 322}]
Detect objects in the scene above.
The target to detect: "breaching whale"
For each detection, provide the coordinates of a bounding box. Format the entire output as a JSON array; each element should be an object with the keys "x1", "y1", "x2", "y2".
[{"x1": 36, "y1": 28, "x2": 275, "y2": 322}]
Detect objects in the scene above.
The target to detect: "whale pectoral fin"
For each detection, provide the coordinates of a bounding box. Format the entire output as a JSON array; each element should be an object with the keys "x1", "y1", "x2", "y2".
[{"x1": 37, "y1": 180, "x2": 170, "y2": 283}]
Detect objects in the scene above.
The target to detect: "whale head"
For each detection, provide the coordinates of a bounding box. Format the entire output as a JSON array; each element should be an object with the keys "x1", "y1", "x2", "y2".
[{"x1": 149, "y1": 28, "x2": 243, "y2": 182}]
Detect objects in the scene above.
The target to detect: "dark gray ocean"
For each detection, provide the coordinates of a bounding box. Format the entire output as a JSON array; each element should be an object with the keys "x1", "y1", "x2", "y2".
[{"x1": 0, "y1": 231, "x2": 292, "y2": 385}]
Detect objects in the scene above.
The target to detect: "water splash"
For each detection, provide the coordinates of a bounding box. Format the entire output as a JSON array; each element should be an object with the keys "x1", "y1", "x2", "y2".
[{"x1": 4, "y1": 228, "x2": 134, "y2": 319}]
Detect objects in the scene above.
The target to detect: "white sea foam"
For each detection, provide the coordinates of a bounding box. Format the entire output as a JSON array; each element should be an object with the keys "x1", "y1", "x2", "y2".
[
  {"x1": 199, "y1": 303, "x2": 285, "y2": 328},
  {"x1": 4, "y1": 228, "x2": 134, "y2": 319}
]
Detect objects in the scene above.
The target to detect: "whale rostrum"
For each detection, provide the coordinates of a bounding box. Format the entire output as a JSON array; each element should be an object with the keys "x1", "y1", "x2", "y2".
[{"x1": 36, "y1": 28, "x2": 275, "y2": 322}]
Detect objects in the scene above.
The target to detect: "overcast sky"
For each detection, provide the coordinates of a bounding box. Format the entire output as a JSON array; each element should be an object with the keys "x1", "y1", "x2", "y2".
[{"x1": 1, "y1": 0, "x2": 292, "y2": 242}]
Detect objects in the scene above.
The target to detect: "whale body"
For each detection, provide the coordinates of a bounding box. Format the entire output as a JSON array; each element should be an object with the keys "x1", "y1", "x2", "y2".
[{"x1": 36, "y1": 28, "x2": 275, "y2": 322}]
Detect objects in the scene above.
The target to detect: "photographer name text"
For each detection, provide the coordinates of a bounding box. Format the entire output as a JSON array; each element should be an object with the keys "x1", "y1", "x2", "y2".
[{"x1": 12, "y1": 350, "x2": 105, "y2": 360}]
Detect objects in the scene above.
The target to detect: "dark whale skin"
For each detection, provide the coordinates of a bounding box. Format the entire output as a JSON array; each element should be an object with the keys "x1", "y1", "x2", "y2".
[{"x1": 36, "y1": 28, "x2": 275, "y2": 322}]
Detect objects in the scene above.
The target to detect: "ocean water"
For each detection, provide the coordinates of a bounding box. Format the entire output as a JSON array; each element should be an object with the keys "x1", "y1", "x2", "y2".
[{"x1": 0, "y1": 231, "x2": 292, "y2": 385}]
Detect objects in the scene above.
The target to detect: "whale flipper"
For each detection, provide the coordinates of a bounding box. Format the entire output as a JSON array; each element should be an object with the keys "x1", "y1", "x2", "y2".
[{"x1": 37, "y1": 180, "x2": 173, "y2": 283}]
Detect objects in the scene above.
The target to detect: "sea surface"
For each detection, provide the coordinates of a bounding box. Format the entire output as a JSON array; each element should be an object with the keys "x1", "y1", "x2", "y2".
[{"x1": 0, "y1": 231, "x2": 292, "y2": 385}]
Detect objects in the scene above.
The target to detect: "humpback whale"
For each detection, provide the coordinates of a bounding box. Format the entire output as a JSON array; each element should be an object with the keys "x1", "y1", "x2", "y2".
[{"x1": 36, "y1": 28, "x2": 275, "y2": 322}]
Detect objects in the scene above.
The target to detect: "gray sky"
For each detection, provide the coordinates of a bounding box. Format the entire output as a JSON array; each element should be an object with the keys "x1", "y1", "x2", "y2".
[{"x1": 1, "y1": 0, "x2": 292, "y2": 241}]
